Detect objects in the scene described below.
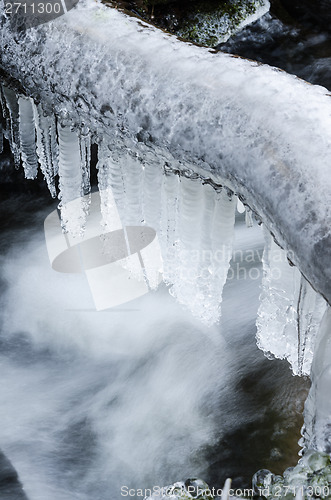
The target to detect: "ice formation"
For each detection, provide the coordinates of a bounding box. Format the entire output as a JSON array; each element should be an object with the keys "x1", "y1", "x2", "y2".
[
  {"x1": 303, "y1": 308, "x2": 331, "y2": 454},
  {"x1": 82, "y1": 140, "x2": 238, "y2": 324},
  {"x1": 257, "y1": 228, "x2": 327, "y2": 376},
  {"x1": 33, "y1": 103, "x2": 59, "y2": 197},
  {"x1": 1, "y1": 75, "x2": 326, "y2": 357},
  {"x1": 1, "y1": 0, "x2": 330, "y2": 307},
  {"x1": 1, "y1": 72, "x2": 328, "y2": 360},
  {"x1": 1, "y1": 0, "x2": 331, "y2": 494},
  {"x1": 18, "y1": 96, "x2": 38, "y2": 179},
  {"x1": 252, "y1": 450, "x2": 331, "y2": 500},
  {"x1": 0, "y1": 0, "x2": 330, "y2": 347},
  {"x1": 0, "y1": 85, "x2": 20, "y2": 167},
  {"x1": 143, "y1": 478, "x2": 234, "y2": 499},
  {"x1": 3, "y1": 79, "x2": 325, "y2": 345}
]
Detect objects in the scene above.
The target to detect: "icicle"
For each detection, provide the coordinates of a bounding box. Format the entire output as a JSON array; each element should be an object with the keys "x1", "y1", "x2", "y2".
[
  {"x1": 159, "y1": 164, "x2": 180, "y2": 286},
  {"x1": 0, "y1": 87, "x2": 9, "y2": 133},
  {"x1": 1, "y1": 85, "x2": 20, "y2": 168},
  {"x1": 297, "y1": 277, "x2": 327, "y2": 376},
  {"x1": 257, "y1": 227, "x2": 326, "y2": 375},
  {"x1": 211, "y1": 190, "x2": 236, "y2": 256},
  {"x1": 97, "y1": 143, "x2": 159, "y2": 286},
  {"x1": 200, "y1": 182, "x2": 216, "y2": 261},
  {"x1": 98, "y1": 146, "x2": 144, "y2": 226},
  {"x1": 302, "y1": 307, "x2": 331, "y2": 453},
  {"x1": 208, "y1": 188, "x2": 236, "y2": 312},
  {"x1": 58, "y1": 123, "x2": 82, "y2": 204},
  {"x1": 177, "y1": 173, "x2": 203, "y2": 250},
  {"x1": 165, "y1": 176, "x2": 236, "y2": 325},
  {"x1": 168, "y1": 174, "x2": 204, "y2": 315},
  {"x1": 33, "y1": 102, "x2": 58, "y2": 197},
  {"x1": 142, "y1": 150, "x2": 163, "y2": 232},
  {"x1": 0, "y1": 92, "x2": 4, "y2": 155},
  {"x1": 57, "y1": 123, "x2": 87, "y2": 236},
  {"x1": 245, "y1": 206, "x2": 254, "y2": 228},
  {"x1": 118, "y1": 152, "x2": 147, "y2": 281},
  {"x1": 121, "y1": 151, "x2": 144, "y2": 226},
  {"x1": 79, "y1": 126, "x2": 91, "y2": 196},
  {"x1": 97, "y1": 144, "x2": 139, "y2": 274},
  {"x1": 48, "y1": 113, "x2": 59, "y2": 178},
  {"x1": 257, "y1": 229, "x2": 302, "y2": 369},
  {"x1": 97, "y1": 141, "x2": 123, "y2": 231},
  {"x1": 18, "y1": 96, "x2": 38, "y2": 179},
  {"x1": 0, "y1": 113, "x2": 3, "y2": 155}
]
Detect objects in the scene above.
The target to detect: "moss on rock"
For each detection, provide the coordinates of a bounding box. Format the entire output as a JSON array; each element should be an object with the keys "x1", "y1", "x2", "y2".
[
  {"x1": 108, "y1": 0, "x2": 269, "y2": 47},
  {"x1": 176, "y1": 0, "x2": 269, "y2": 46}
]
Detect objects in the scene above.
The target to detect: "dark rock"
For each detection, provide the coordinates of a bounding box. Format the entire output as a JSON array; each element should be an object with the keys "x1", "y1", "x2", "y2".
[
  {"x1": 275, "y1": 0, "x2": 331, "y2": 30},
  {"x1": 108, "y1": 0, "x2": 268, "y2": 47},
  {"x1": 0, "y1": 450, "x2": 29, "y2": 500}
]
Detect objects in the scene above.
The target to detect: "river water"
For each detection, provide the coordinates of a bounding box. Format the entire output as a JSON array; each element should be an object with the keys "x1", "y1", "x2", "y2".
[
  {"x1": 0, "y1": 159, "x2": 308, "y2": 499},
  {"x1": 0, "y1": 2, "x2": 328, "y2": 499},
  {"x1": 219, "y1": 1, "x2": 331, "y2": 91}
]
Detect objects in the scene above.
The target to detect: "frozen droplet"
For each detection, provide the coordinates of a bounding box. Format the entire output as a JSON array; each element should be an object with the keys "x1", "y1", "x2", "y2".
[
  {"x1": 306, "y1": 451, "x2": 330, "y2": 472},
  {"x1": 237, "y1": 197, "x2": 245, "y2": 213},
  {"x1": 252, "y1": 469, "x2": 274, "y2": 494}
]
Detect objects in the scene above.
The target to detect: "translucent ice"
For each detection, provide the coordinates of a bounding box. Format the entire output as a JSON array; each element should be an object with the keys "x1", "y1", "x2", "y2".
[
  {"x1": 1, "y1": 85, "x2": 20, "y2": 167},
  {"x1": 18, "y1": 96, "x2": 38, "y2": 179},
  {"x1": 33, "y1": 103, "x2": 59, "y2": 197},
  {"x1": 57, "y1": 123, "x2": 89, "y2": 235},
  {"x1": 0, "y1": 0, "x2": 330, "y2": 333},
  {"x1": 303, "y1": 307, "x2": 331, "y2": 453},
  {"x1": 257, "y1": 228, "x2": 326, "y2": 376},
  {"x1": 1, "y1": 1, "x2": 330, "y2": 306}
]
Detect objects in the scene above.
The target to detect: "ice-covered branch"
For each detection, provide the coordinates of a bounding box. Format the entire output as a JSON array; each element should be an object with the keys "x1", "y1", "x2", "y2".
[
  {"x1": 2, "y1": 1, "x2": 331, "y2": 491},
  {"x1": 1, "y1": 0, "x2": 330, "y2": 308}
]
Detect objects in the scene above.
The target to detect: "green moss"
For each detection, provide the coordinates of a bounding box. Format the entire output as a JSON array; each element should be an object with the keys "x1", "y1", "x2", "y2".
[
  {"x1": 177, "y1": 0, "x2": 267, "y2": 47},
  {"x1": 109, "y1": 0, "x2": 268, "y2": 47}
]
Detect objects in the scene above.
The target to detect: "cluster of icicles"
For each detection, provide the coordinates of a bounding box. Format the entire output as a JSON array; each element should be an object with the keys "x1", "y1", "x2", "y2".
[{"x1": 0, "y1": 84, "x2": 327, "y2": 376}]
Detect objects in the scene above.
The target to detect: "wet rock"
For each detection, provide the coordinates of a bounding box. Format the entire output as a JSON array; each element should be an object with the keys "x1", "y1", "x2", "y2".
[
  {"x1": 109, "y1": 0, "x2": 269, "y2": 47},
  {"x1": 275, "y1": 0, "x2": 331, "y2": 30},
  {"x1": 0, "y1": 450, "x2": 29, "y2": 500},
  {"x1": 174, "y1": 0, "x2": 269, "y2": 46}
]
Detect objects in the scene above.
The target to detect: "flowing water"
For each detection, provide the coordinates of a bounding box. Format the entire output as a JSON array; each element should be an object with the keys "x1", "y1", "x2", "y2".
[
  {"x1": 219, "y1": 2, "x2": 331, "y2": 90},
  {"x1": 0, "y1": 153, "x2": 308, "y2": 499}
]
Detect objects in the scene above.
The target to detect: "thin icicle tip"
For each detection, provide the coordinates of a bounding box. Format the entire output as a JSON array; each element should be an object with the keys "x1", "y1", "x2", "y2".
[
  {"x1": 1, "y1": 85, "x2": 21, "y2": 168},
  {"x1": 18, "y1": 96, "x2": 38, "y2": 179},
  {"x1": 33, "y1": 102, "x2": 58, "y2": 197}
]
